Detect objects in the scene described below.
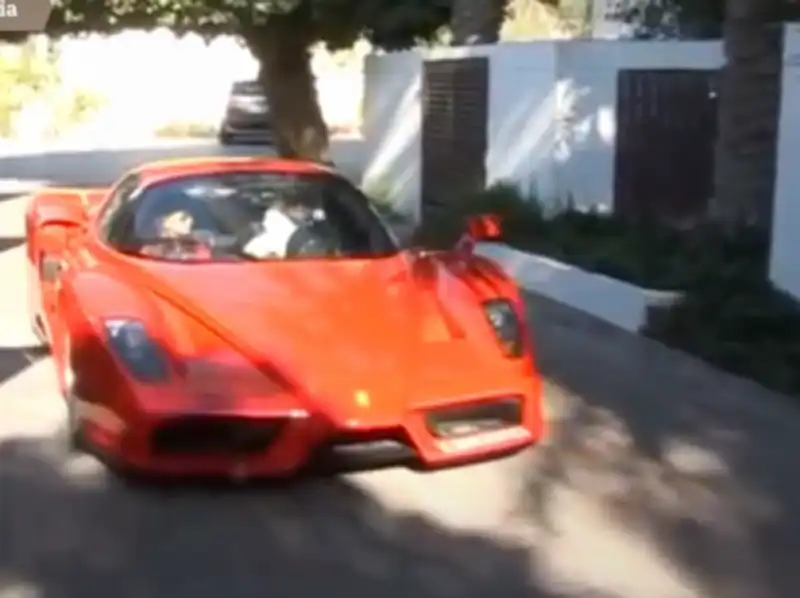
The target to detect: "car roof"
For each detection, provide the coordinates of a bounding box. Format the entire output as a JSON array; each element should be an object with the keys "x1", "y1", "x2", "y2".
[{"x1": 135, "y1": 156, "x2": 333, "y2": 185}]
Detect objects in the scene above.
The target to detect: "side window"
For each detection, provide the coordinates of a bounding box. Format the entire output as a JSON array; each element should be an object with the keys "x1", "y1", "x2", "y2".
[{"x1": 97, "y1": 174, "x2": 140, "y2": 242}]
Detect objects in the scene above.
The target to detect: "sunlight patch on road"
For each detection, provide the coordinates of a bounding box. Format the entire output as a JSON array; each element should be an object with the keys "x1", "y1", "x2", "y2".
[
  {"x1": 0, "y1": 357, "x2": 63, "y2": 438},
  {"x1": 537, "y1": 485, "x2": 704, "y2": 598},
  {"x1": 350, "y1": 460, "x2": 526, "y2": 535},
  {"x1": 662, "y1": 438, "x2": 729, "y2": 477},
  {"x1": 58, "y1": 452, "x2": 111, "y2": 486},
  {"x1": 0, "y1": 579, "x2": 40, "y2": 598}
]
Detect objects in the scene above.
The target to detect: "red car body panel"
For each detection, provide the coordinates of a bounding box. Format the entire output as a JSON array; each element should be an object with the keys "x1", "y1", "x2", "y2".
[{"x1": 25, "y1": 157, "x2": 544, "y2": 478}]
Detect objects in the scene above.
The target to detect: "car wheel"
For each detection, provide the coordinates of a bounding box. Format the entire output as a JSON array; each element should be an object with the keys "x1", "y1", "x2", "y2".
[
  {"x1": 64, "y1": 391, "x2": 84, "y2": 451},
  {"x1": 61, "y1": 345, "x2": 84, "y2": 452}
]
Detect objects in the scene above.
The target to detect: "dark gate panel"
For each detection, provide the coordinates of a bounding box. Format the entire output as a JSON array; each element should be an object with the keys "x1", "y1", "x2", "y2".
[
  {"x1": 421, "y1": 57, "x2": 489, "y2": 220},
  {"x1": 614, "y1": 69, "x2": 717, "y2": 223}
]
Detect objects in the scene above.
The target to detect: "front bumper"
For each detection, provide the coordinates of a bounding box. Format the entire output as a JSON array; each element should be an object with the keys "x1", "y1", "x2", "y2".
[{"x1": 81, "y1": 389, "x2": 543, "y2": 479}]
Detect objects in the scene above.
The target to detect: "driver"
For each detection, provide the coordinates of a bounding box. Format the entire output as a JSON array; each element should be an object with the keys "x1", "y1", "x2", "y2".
[
  {"x1": 242, "y1": 194, "x2": 314, "y2": 259},
  {"x1": 141, "y1": 209, "x2": 212, "y2": 260},
  {"x1": 160, "y1": 209, "x2": 194, "y2": 238}
]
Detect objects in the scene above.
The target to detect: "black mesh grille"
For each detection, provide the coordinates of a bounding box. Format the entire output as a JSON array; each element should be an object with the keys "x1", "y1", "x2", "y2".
[{"x1": 151, "y1": 416, "x2": 283, "y2": 456}]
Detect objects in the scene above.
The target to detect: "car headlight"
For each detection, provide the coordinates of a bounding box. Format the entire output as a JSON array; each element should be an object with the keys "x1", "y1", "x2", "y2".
[
  {"x1": 483, "y1": 299, "x2": 524, "y2": 358},
  {"x1": 104, "y1": 319, "x2": 170, "y2": 382}
]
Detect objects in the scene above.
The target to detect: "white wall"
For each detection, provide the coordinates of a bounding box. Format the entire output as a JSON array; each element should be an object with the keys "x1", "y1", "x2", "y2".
[
  {"x1": 361, "y1": 43, "x2": 559, "y2": 220},
  {"x1": 485, "y1": 43, "x2": 559, "y2": 201},
  {"x1": 361, "y1": 39, "x2": 722, "y2": 219},
  {"x1": 769, "y1": 23, "x2": 800, "y2": 298},
  {"x1": 362, "y1": 51, "x2": 423, "y2": 220},
  {"x1": 554, "y1": 40, "x2": 722, "y2": 211}
]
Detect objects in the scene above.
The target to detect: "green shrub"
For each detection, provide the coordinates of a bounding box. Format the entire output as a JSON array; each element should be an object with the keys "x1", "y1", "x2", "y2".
[
  {"x1": 0, "y1": 43, "x2": 61, "y2": 136},
  {"x1": 415, "y1": 182, "x2": 546, "y2": 249},
  {"x1": 645, "y1": 268, "x2": 800, "y2": 397},
  {"x1": 424, "y1": 182, "x2": 768, "y2": 289},
  {"x1": 66, "y1": 89, "x2": 106, "y2": 123},
  {"x1": 154, "y1": 121, "x2": 217, "y2": 139},
  {"x1": 0, "y1": 43, "x2": 107, "y2": 138},
  {"x1": 428, "y1": 181, "x2": 792, "y2": 397}
]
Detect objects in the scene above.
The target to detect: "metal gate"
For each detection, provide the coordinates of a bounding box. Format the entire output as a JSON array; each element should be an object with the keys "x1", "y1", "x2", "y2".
[
  {"x1": 614, "y1": 69, "x2": 717, "y2": 223},
  {"x1": 420, "y1": 57, "x2": 489, "y2": 220}
]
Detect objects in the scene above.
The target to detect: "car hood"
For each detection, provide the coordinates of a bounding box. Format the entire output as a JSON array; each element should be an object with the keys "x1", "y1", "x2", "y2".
[{"x1": 142, "y1": 254, "x2": 502, "y2": 424}]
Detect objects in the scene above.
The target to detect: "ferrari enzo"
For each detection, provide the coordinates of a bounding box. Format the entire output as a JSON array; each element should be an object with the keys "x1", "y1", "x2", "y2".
[{"x1": 25, "y1": 156, "x2": 544, "y2": 479}]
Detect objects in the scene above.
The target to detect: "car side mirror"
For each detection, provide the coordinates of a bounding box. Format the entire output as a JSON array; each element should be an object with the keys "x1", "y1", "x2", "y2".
[{"x1": 465, "y1": 214, "x2": 502, "y2": 241}]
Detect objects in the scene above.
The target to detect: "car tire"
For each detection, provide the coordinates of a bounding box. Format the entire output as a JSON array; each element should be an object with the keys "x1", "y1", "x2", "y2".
[
  {"x1": 60, "y1": 343, "x2": 84, "y2": 452},
  {"x1": 64, "y1": 390, "x2": 84, "y2": 452}
]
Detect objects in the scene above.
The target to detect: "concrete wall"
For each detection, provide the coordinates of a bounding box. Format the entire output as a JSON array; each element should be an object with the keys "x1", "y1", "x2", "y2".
[{"x1": 361, "y1": 39, "x2": 722, "y2": 218}]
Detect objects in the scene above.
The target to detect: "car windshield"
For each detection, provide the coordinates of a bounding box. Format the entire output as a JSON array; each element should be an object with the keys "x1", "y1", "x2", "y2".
[{"x1": 114, "y1": 171, "x2": 399, "y2": 263}]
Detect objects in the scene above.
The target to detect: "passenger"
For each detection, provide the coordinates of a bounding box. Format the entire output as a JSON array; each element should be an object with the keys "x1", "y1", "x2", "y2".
[{"x1": 242, "y1": 195, "x2": 315, "y2": 259}]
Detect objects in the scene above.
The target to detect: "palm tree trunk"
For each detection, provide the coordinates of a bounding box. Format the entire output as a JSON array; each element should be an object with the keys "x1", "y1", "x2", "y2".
[
  {"x1": 450, "y1": 0, "x2": 509, "y2": 44},
  {"x1": 709, "y1": 0, "x2": 783, "y2": 230}
]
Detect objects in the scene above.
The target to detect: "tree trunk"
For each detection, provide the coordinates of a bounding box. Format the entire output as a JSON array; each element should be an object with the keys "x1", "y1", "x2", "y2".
[
  {"x1": 710, "y1": 0, "x2": 783, "y2": 230},
  {"x1": 450, "y1": 0, "x2": 509, "y2": 44},
  {"x1": 244, "y1": 17, "x2": 331, "y2": 162}
]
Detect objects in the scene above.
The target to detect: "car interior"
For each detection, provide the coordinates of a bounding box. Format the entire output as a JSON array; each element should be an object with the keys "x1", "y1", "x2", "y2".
[{"x1": 102, "y1": 172, "x2": 398, "y2": 262}]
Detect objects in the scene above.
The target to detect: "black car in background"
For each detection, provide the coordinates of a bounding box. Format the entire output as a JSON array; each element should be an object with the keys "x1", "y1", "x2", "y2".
[{"x1": 219, "y1": 80, "x2": 274, "y2": 145}]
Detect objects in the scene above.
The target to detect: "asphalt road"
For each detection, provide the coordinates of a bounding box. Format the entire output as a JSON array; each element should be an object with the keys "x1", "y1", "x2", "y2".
[{"x1": 1, "y1": 141, "x2": 800, "y2": 598}]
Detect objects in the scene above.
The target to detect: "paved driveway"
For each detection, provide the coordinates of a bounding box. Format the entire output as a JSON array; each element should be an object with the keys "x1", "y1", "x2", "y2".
[{"x1": 1, "y1": 141, "x2": 799, "y2": 598}]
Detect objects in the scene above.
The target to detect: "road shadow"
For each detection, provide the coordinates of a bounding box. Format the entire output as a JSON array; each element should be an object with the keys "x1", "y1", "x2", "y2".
[
  {"x1": 0, "y1": 346, "x2": 47, "y2": 386},
  {"x1": 0, "y1": 236, "x2": 24, "y2": 252},
  {"x1": 521, "y1": 291, "x2": 800, "y2": 598},
  {"x1": 0, "y1": 138, "x2": 366, "y2": 189},
  {"x1": 0, "y1": 433, "x2": 606, "y2": 598}
]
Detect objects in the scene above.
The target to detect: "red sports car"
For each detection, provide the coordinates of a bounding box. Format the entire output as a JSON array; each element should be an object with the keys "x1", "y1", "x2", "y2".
[{"x1": 25, "y1": 156, "x2": 544, "y2": 479}]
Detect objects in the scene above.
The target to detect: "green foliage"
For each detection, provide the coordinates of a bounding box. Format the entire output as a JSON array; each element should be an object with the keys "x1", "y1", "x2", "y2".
[
  {"x1": 501, "y1": 0, "x2": 575, "y2": 40},
  {"x1": 435, "y1": 180, "x2": 799, "y2": 397},
  {"x1": 68, "y1": 89, "x2": 106, "y2": 121},
  {"x1": 154, "y1": 120, "x2": 217, "y2": 138},
  {"x1": 0, "y1": 43, "x2": 59, "y2": 136},
  {"x1": 644, "y1": 267, "x2": 800, "y2": 397},
  {"x1": 49, "y1": 88, "x2": 108, "y2": 134},
  {"x1": 9, "y1": 0, "x2": 452, "y2": 160},
  {"x1": 39, "y1": 0, "x2": 450, "y2": 53},
  {"x1": 0, "y1": 41, "x2": 107, "y2": 137},
  {"x1": 669, "y1": 0, "x2": 800, "y2": 25},
  {"x1": 427, "y1": 181, "x2": 768, "y2": 290},
  {"x1": 535, "y1": 0, "x2": 800, "y2": 37},
  {"x1": 657, "y1": 0, "x2": 800, "y2": 28},
  {"x1": 670, "y1": 0, "x2": 722, "y2": 25}
]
